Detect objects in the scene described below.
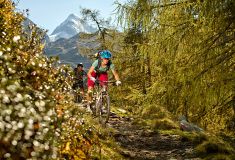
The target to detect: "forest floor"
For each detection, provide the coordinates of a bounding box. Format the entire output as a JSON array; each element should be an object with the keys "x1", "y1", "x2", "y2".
[{"x1": 106, "y1": 113, "x2": 202, "y2": 160}]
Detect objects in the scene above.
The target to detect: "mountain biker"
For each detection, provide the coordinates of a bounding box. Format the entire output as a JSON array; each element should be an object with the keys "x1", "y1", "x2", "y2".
[
  {"x1": 87, "y1": 50, "x2": 121, "y2": 103},
  {"x1": 72, "y1": 63, "x2": 87, "y2": 101}
]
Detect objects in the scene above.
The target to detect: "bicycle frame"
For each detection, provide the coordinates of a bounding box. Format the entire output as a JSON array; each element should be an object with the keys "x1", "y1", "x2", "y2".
[{"x1": 93, "y1": 80, "x2": 115, "y2": 124}]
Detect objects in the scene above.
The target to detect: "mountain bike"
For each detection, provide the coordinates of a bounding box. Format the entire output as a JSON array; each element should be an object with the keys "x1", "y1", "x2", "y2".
[
  {"x1": 73, "y1": 81, "x2": 84, "y2": 103},
  {"x1": 74, "y1": 88, "x2": 83, "y2": 103},
  {"x1": 91, "y1": 80, "x2": 116, "y2": 125}
]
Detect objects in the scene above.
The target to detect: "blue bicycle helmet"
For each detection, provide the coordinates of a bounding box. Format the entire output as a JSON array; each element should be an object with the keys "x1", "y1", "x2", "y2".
[{"x1": 100, "y1": 50, "x2": 112, "y2": 59}]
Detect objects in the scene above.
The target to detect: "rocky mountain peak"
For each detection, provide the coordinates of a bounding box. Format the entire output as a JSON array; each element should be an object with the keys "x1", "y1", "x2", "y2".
[{"x1": 49, "y1": 13, "x2": 97, "y2": 42}]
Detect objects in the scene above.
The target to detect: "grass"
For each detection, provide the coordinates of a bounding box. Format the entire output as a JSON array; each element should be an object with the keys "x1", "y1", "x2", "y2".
[
  {"x1": 159, "y1": 129, "x2": 235, "y2": 160},
  {"x1": 195, "y1": 136, "x2": 235, "y2": 159}
]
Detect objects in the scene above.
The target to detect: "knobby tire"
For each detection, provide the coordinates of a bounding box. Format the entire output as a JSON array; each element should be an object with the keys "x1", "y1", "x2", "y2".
[{"x1": 96, "y1": 95, "x2": 110, "y2": 124}]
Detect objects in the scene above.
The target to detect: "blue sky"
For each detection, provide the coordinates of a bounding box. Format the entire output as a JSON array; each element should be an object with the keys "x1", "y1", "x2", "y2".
[{"x1": 15, "y1": 0, "x2": 127, "y2": 34}]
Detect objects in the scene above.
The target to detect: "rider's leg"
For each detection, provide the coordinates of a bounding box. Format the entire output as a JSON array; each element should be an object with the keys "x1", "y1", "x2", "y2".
[
  {"x1": 87, "y1": 86, "x2": 93, "y2": 102},
  {"x1": 97, "y1": 73, "x2": 109, "y2": 113},
  {"x1": 98, "y1": 72, "x2": 108, "y2": 88},
  {"x1": 87, "y1": 71, "x2": 96, "y2": 103},
  {"x1": 78, "y1": 83, "x2": 84, "y2": 97}
]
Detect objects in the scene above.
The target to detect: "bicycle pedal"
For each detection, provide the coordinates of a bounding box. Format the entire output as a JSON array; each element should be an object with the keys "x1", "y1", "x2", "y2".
[{"x1": 101, "y1": 109, "x2": 107, "y2": 114}]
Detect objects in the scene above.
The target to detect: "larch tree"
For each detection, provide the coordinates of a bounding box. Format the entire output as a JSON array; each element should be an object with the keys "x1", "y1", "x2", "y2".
[{"x1": 115, "y1": 0, "x2": 234, "y2": 134}]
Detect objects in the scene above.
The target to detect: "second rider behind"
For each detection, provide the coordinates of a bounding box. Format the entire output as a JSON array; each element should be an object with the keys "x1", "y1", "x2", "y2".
[
  {"x1": 73, "y1": 63, "x2": 87, "y2": 101},
  {"x1": 87, "y1": 50, "x2": 121, "y2": 104}
]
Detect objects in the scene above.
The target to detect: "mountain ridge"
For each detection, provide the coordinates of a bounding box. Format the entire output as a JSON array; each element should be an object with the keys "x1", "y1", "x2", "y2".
[
  {"x1": 44, "y1": 32, "x2": 101, "y2": 69},
  {"x1": 44, "y1": 14, "x2": 122, "y2": 69}
]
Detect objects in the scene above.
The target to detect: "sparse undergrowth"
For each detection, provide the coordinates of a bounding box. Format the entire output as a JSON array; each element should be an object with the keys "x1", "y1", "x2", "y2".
[{"x1": 57, "y1": 102, "x2": 126, "y2": 160}]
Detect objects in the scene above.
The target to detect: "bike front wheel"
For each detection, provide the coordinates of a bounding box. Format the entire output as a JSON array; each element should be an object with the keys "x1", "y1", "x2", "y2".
[
  {"x1": 96, "y1": 95, "x2": 110, "y2": 125},
  {"x1": 76, "y1": 94, "x2": 83, "y2": 103}
]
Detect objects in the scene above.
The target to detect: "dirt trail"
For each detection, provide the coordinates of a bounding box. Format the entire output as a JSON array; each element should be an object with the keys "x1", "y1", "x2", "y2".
[{"x1": 107, "y1": 114, "x2": 201, "y2": 160}]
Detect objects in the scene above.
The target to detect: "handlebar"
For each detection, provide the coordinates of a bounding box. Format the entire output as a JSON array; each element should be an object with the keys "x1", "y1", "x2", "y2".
[{"x1": 95, "y1": 80, "x2": 117, "y2": 86}]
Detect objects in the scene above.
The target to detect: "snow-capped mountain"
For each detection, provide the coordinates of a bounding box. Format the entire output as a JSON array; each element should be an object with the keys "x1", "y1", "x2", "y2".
[
  {"x1": 49, "y1": 14, "x2": 97, "y2": 42},
  {"x1": 45, "y1": 32, "x2": 101, "y2": 69},
  {"x1": 44, "y1": 13, "x2": 121, "y2": 69}
]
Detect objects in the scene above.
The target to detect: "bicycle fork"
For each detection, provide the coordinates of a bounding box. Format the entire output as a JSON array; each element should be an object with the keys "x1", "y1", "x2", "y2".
[{"x1": 95, "y1": 93, "x2": 102, "y2": 116}]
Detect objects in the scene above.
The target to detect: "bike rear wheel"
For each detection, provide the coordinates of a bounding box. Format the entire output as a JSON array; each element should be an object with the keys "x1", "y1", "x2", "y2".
[{"x1": 96, "y1": 95, "x2": 110, "y2": 124}]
